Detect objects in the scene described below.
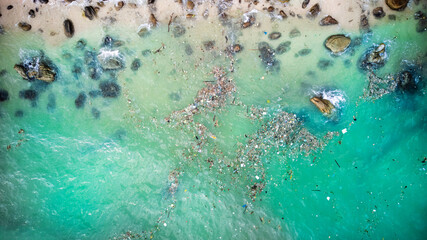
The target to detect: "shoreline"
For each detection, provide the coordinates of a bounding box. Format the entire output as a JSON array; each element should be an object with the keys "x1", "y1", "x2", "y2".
[{"x1": 0, "y1": 0, "x2": 422, "y2": 45}]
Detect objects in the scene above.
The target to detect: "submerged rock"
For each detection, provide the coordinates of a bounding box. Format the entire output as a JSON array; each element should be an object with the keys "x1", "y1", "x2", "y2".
[
  {"x1": 172, "y1": 25, "x2": 186, "y2": 38},
  {"x1": 317, "y1": 59, "x2": 334, "y2": 70},
  {"x1": 19, "y1": 89, "x2": 38, "y2": 101},
  {"x1": 75, "y1": 92, "x2": 87, "y2": 108},
  {"x1": 386, "y1": 0, "x2": 409, "y2": 11},
  {"x1": 99, "y1": 81, "x2": 121, "y2": 98},
  {"x1": 324, "y1": 34, "x2": 351, "y2": 54},
  {"x1": 47, "y1": 93, "x2": 56, "y2": 112},
  {"x1": 115, "y1": 1, "x2": 125, "y2": 11},
  {"x1": 416, "y1": 19, "x2": 427, "y2": 32},
  {"x1": 97, "y1": 50, "x2": 125, "y2": 70},
  {"x1": 268, "y1": 32, "x2": 281, "y2": 40},
  {"x1": 360, "y1": 14, "x2": 370, "y2": 32},
  {"x1": 359, "y1": 43, "x2": 387, "y2": 70},
  {"x1": 185, "y1": 44, "x2": 193, "y2": 55},
  {"x1": 276, "y1": 41, "x2": 291, "y2": 55},
  {"x1": 131, "y1": 58, "x2": 141, "y2": 71},
  {"x1": 396, "y1": 71, "x2": 419, "y2": 93},
  {"x1": 91, "y1": 107, "x2": 100, "y2": 119},
  {"x1": 319, "y1": 16, "x2": 338, "y2": 25},
  {"x1": 18, "y1": 22, "x2": 31, "y2": 31},
  {"x1": 289, "y1": 28, "x2": 301, "y2": 38},
  {"x1": 63, "y1": 19, "x2": 74, "y2": 38},
  {"x1": 258, "y1": 42, "x2": 277, "y2": 68},
  {"x1": 15, "y1": 110, "x2": 24, "y2": 118},
  {"x1": 0, "y1": 89, "x2": 9, "y2": 102},
  {"x1": 310, "y1": 96, "x2": 334, "y2": 115},
  {"x1": 84, "y1": 6, "x2": 97, "y2": 20},
  {"x1": 297, "y1": 48, "x2": 312, "y2": 56},
  {"x1": 373, "y1": 7, "x2": 386, "y2": 19}
]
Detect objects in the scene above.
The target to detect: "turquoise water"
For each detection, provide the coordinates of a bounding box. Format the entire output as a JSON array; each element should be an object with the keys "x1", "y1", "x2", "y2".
[{"x1": 0, "y1": 11, "x2": 426, "y2": 239}]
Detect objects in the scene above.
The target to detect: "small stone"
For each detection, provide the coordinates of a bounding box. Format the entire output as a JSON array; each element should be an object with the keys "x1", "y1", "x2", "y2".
[
  {"x1": 99, "y1": 81, "x2": 121, "y2": 98},
  {"x1": 302, "y1": 0, "x2": 310, "y2": 9},
  {"x1": 131, "y1": 58, "x2": 141, "y2": 71},
  {"x1": 289, "y1": 28, "x2": 301, "y2": 38},
  {"x1": 307, "y1": 3, "x2": 320, "y2": 19},
  {"x1": 386, "y1": 0, "x2": 409, "y2": 11},
  {"x1": 279, "y1": 10, "x2": 287, "y2": 19},
  {"x1": 324, "y1": 34, "x2": 351, "y2": 54},
  {"x1": 268, "y1": 32, "x2": 281, "y2": 40},
  {"x1": 187, "y1": 0, "x2": 195, "y2": 10},
  {"x1": 319, "y1": 16, "x2": 338, "y2": 25},
  {"x1": 186, "y1": 14, "x2": 195, "y2": 19},
  {"x1": 267, "y1": 6, "x2": 274, "y2": 12},
  {"x1": 29, "y1": 9, "x2": 36, "y2": 18},
  {"x1": 63, "y1": 19, "x2": 74, "y2": 38},
  {"x1": 7, "y1": 5, "x2": 13, "y2": 10},
  {"x1": 373, "y1": 7, "x2": 386, "y2": 19},
  {"x1": 115, "y1": 1, "x2": 125, "y2": 11},
  {"x1": 275, "y1": 41, "x2": 291, "y2": 55},
  {"x1": 84, "y1": 6, "x2": 97, "y2": 20},
  {"x1": 18, "y1": 22, "x2": 32, "y2": 31},
  {"x1": 97, "y1": 1, "x2": 105, "y2": 7}
]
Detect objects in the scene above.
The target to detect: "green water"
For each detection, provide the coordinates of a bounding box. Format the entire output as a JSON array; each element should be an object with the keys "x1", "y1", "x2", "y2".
[{"x1": 0, "y1": 12, "x2": 426, "y2": 240}]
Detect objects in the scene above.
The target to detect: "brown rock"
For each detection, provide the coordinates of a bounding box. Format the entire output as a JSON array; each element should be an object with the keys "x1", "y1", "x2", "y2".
[
  {"x1": 242, "y1": 16, "x2": 255, "y2": 28},
  {"x1": 279, "y1": 10, "x2": 287, "y2": 19},
  {"x1": 307, "y1": 3, "x2": 320, "y2": 18},
  {"x1": 319, "y1": 15, "x2": 338, "y2": 25},
  {"x1": 97, "y1": 1, "x2": 105, "y2": 7},
  {"x1": 360, "y1": 14, "x2": 370, "y2": 31},
  {"x1": 149, "y1": 13, "x2": 157, "y2": 27},
  {"x1": 186, "y1": 14, "x2": 195, "y2": 19},
  {"x1": 386, "y1": 0, "x2": 409, "y2": 11},
  {"x1": 14, "y1": 65, "x2": 27, "y2": 79},
  {"x1": 63, "y1": 19, "x2": 74, "y2": 38},
  {"x1": 187, "y1": 0, "x2": 195, "y2": 10},
  {"x1": 267, "y1": 6, "x2": 274, "y2": 12},
  {"x1": 18, "y1": 22, "x2": 31, "y2": 31},
  {"x1": 302, "y1": 0, "x2": 310, "y2": 9},
  {"x1": 324, "y1": 34, "x2": 351, "y2": 54},
  {"x1": 115, "y1": 1, "x2": 124, "y2": 11},
  {"x1": 373, "y1": 7, "x2": 386, "y2": 18},
  {"x1": 14, "y1": 63, "x2": 56, "y2": 83},
  {"x1": 310, "y1": 97, "x2": 334, "y2": 114}
]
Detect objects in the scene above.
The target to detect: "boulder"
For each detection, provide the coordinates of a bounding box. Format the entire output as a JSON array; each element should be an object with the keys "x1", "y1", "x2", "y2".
[
  {"x1": 268, "y1": 32, "x2": 281, "y2": 40},
  {"x1": 386, "y1": 0, "x2": 409, "y2": 11},
  {"x1": 18, "y1": 22, "x2": 31, "y2": 31},
  {"x1": 319, "y1": 16, "x2": 338, "y2": 25},
  {"x1": 359, "y1": 43, "x2": 387, "y2": 70},
  {"x1": 373, "y1": 7, "x2": 386, "y2": 18},
  {"x1": 63, "y1": 19, "x2": 74, "y2": 38},
  {"x1": 307, "y1": 3, "x2": 320, "y2": 19},
  {"x1": 14, "y1": 62, "x2": 56, "y2": 83},
  {"x1": 310, "y1": 97, "x2": 334, "y2": 114},
  {"x1": 324, "y1": 35, "x2": 351, "y2": 54}
]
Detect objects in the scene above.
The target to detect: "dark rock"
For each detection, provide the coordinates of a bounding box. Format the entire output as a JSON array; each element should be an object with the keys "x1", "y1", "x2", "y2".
[
  {"x1": 203, "y1": 41, "x2": 215, "y2": 50},
  {"x1": 258, "y1": 42, "x2": 278, "y2": 68},
  {"x1": 131, "y1": 58, "x2": 141, "y2": 71},
  {"x1": 388, "y1": 14, "x2": 397, "y2": 20},
  {"x1": 76, "y1": 39, "x2": 87, "y2": 49},
  {"x1": 47, "y1": 93, "x2": 56, "y2": 112},
  {"x1": 63, "y1": 19, "x2": 74, "y2": 38},
  {"x1": 185, "y1": 44, "x2": 193, "y2": 55},
  {"x1": 289, "y1": 28, "x2": 301, "y2": 38},
  {"x1": 275, "y1": 41, "x2": 291, "y2": 55},
  {"x1": 148, "y1": 0, "x2": 155, "y2": 4},
  {"x1": 18, "y1": 22, "x2": 32, "y2": 31},
  {"x1": 307, "y1": 3, "x2": 320, "y2": 19},
  {"x1": 360, "y1": 14, "x2": 370, "y2": 32},
  {"x1": 396, "y1": 71, "x2": 418, "y2": 93},
  {"x1": 268, "y1": 32, "x2": 281, "y2": 40},
  {"x1": 15, "y1": 110, "x2": 24, "y2": 118},
  {"x1": 84, "y1": 6, "x2": 97, "y2": 20},
  {"x1": 302, "y1": 0, "x2": 310, "y2": 9},
  {"x1": 19, "y1": 89, "x2": 38, "y2": 101},
  {"x1": 317, "y1": 59, "x2": 334, "y2": 70},
  {"x1": 319, "y1": 16, "x2": 338, "y2": 25},
  {"x1": 0, "y1": 70, "x2": 6, "y2": 77},
  {"x1": 173, "y1": 25, "x2": 186, "y2": 38},
  {"x1": 7, "y1": 5, "x2": 13, "y2": 10},
  {"x1": 386, "y1": 0, "x2": 409, "y2": 11},
  {"x1": 99, "y1": 81, "x2": 121, "y2": 98},
  {"x1": 75, "y1": 92, "x2": 87, "y2": 108},
  {"x1": 297, "y1": 48, "x2": 312, "y2": 56},
  {"x1": 324, "y1": 34, "x2": 351, "y2": 54},
  {"x1": 0, "y1": 89, "x2": 9, "y2": 102},
  {"x1": 417, "y1": 19, "x2": 427, "y2": 32},
  {"x1": 102, "y1": 35, "x2": 114, "y2": 47},
  {"x1": 39, "y1": 0, "x2": 49, "y2": 4},
  {"x1": 373, "y1": 7, "x2": 386, "y2": 19},
  {"x1": 91, "y1": 108, "x2": 100, "y2": 119},
  {"x1": 267, "y1": 6, "x2": 274, "y2": 13},
  {"x1": 279, "y1": 10, "x2": 287, "y2": 19},
  {"x1": 414, "y1": 11, "x2": 426, "y2": 20},
  {"x1": 29, "y1": 9, "x2": 36, "y2": 18}
]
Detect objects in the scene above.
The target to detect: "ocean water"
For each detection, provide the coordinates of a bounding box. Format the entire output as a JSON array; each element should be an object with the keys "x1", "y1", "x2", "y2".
[{"x1": 0, "y1": 10, "x2": 426, "y2": 240}]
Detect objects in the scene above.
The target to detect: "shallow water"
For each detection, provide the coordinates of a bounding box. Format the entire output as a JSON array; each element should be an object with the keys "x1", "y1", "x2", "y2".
[{"x1": 0, "y1": 10, "x2": 426, "y2": 240}]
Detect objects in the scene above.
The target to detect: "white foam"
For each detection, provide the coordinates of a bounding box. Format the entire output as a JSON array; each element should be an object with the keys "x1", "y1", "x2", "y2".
[{"x1": 312, "y1": 89, "x2": 347, "y2": 109}]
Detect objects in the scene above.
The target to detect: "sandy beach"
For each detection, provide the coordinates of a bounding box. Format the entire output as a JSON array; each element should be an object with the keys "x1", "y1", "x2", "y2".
[{"x1": 0, "y1": 0, "x2": 421, "y2": 45}]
